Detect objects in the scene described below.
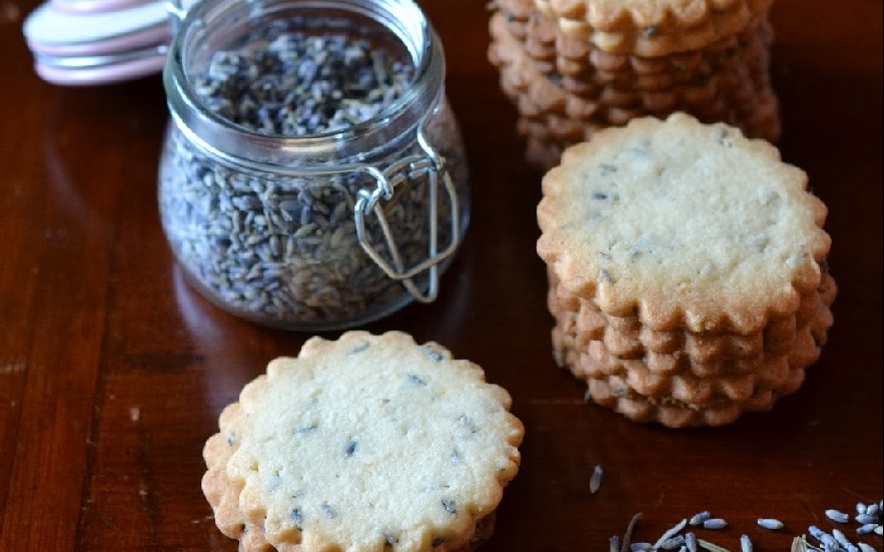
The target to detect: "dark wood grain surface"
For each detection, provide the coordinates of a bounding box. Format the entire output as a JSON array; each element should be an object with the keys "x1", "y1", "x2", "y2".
[{"x1": 1, "y1": 0, "x2": 881, "y2": 550}]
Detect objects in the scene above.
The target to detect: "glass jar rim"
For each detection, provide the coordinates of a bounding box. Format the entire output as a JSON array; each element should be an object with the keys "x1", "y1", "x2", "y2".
[{"x1": 163, "y1": 0, "x2": 446, "y2": 167}]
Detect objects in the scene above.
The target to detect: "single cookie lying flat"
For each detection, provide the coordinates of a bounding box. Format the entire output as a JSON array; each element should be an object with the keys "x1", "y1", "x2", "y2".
[{"x1": 202, "y1": 331, "x2": 524, "y2": 552}]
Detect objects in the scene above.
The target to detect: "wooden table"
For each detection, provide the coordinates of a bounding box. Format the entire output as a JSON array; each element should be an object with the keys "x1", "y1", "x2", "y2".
[{"x1": 1, "y1": 0, "x2": 881, "y2": 550}]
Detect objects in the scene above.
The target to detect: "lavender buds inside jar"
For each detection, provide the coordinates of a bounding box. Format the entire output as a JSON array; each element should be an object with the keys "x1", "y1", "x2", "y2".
[{"x1": 159, "y1": 0, "x2": 469, "y2": 330}]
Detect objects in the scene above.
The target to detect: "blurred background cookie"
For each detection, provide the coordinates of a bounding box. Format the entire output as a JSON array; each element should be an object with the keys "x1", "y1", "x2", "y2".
[{"x1": 487, "y1": 0, "x2": 780, "y2": 170}]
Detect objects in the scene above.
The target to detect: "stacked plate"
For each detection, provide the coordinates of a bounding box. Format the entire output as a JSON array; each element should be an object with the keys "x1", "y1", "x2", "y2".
[{"x1": 22, "y1": 0, "x2": 193, "y2": 85}]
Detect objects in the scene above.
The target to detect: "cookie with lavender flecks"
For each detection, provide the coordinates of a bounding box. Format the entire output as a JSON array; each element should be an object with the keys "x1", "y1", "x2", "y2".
[
  {"x1": 201, "y1": 331, "x2": 524, "y2": 552},
  {"x1": 537, "y1": 113, "x2": 835, "y2": 427}
]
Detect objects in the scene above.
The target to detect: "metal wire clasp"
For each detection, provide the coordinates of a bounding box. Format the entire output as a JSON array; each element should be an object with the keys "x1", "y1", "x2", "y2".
[
  {"x1": 165, "y1": 0, "x2": 202, "y2": 34},
  {"x1": 354, "y1": 129, "x2": 461, "y2": 303}
]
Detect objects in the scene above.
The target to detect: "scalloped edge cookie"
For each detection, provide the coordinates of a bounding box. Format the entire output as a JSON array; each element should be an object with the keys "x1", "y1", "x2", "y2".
[
  {"x1": 201, "y1": 331, "x2": 524, "y2": 552},
  {"x1": 533, "y1": 0, "x2": 774, "y2": 56},
  {"x1": 537, "y1": 113, "x2": 829, "y2": 335}
]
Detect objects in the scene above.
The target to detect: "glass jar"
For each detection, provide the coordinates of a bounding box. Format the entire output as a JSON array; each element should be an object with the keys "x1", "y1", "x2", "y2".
[{"x1": 158, "y1": 0, "x2": 470, "y2": 331}]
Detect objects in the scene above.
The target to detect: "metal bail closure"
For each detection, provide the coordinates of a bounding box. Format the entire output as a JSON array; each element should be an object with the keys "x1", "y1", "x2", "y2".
[
  {"x1": 354, "y1": 129, "x2": 461, "y2": 303},
  {"x1": 164, "y1": 0, "x2": 186, "y2": 35}
]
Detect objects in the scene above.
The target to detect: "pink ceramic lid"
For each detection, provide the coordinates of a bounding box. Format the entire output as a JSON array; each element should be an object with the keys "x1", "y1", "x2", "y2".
[
  {"x1": 50, "y1": 0, "x2": 153, "y2": 15},
  {"x1": 34, "y1": 51, "x2": 167, "y2": 86},
  {"x1": 34, "y1": 42, "x2": 167, "y2": 85}
]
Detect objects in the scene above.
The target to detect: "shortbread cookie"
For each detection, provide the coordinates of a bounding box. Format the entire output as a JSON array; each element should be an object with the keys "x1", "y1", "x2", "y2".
[
  {"x1": 533, "y1": 0, "x2": 773, "y2": 56},
  {"x1": 202, "y1": 331, "x2": 524, "y2": 552},
  {"x1": 536, "y1": 114, "x2": 834, "y2": 426},
  {"x1": 490, "y1": 6, "x2": 773, "y2": 89},
  {"x1": 547, "y1": 271, "x2": 834, "y2": 368},
  {"x1": 538, "y1": 113, "x2": 830, "y2": 334},
  {"x1": 488, "y1": 8, "x2": 780, "y2": 170}
]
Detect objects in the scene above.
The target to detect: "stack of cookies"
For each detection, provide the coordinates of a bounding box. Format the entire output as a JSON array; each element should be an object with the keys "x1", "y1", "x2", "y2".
[
  {"x1": 536, "y1": 114, "x2": 835, "y2": 428},
  {"x1": 487, "y1": 0, "x2": 781, "y2": 170}
]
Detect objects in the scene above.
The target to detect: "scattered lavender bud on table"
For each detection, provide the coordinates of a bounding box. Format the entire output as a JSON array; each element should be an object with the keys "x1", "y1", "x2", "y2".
[
  {"x1": 827, "y1": 510, "x2": 852, "y2": 524},
  {"x1": 832, "y1": 528, "x2": 850, "y2": 545},
  {"x1": 857, "y1": 524, "x2": 878, "y2": 535},
  {"x1": 856, "y1": 514, "x2": 878, "y2": 525},
  {"x1": 685, "y1": 532, "x2": 698, "y2": 552},
  {"x1": 758, "y1": 518, "x2": 785, "y2": 530},
  {"x1": 857, "y1": 544, "x2": 876, "y2": 552},
  {"x1": 660, "y1": 536, "x2": 686, "y2": 550},
  {"x1": 703, "y1": 518, "x2": 728, "y2": 530},
  {"x1": 590, "y1": 464, "x2": 604, "y2": 494},
  {"x1": 653, "y1": 519, "x2": 688, "y2": 550},
  {"x1": 630, "y1": 543, "x2": 652, "y2": 552},
  {"x1": 866, "y1": 503, "x2": 880, "y2": 516},
  {"x1": 873, "y1": 525, "x2": 882, "y2": 536},
  {"x1": 809, "y1": 525, "x2": 829, "y2": 541},
  {"x1": 690, "y1": 512, "x2": 712, "y2": 526},
  {"x1": 833, "y1": 528, "x2": 859, "y2": 552},
  {"x1": 740, "y1": 534, "x2": 753, "y2": 552}
]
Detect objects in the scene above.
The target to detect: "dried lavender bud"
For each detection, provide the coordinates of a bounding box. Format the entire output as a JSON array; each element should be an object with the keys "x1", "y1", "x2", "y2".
[
  {"x1": 653, "y1": 519, "x2": 688, "y2": 550},
  {"x1": 194, "y1": 32, "x2": 414, "y2": 136},
  {"x1": 758, "y1": 518, "x2": 785, "y2": 530},
  {"x1": 660, "y1": 536, "x2": 686, "y2": 550},
  {"x1": 832, "y1": 529, "x2": 854, "y2": 549},
  {"x1": 690, "y1": 512, "x2": 712, "y2": 526},
  {"x1": 814, "y1": 530, "x2": 838, "y2": 550},
  {"x1": 857, "y1": 503, "x2": 869, "y2": 515},
  {"x1": 866, "y1": 503, "x2": 880, "y2": 516},
  {"x1": 702, "y1": 519, "x2": 728, "y2": 530},
  {"x1": 857, "y1": 543, "x2": 876, "y2": 552},
  {"x1": 590, "y1": 465, "x2": 604, "y2": 494},
  {"x1": 857, "y1": 524, "x2": 877, "y2": 535},
  {"x1": 740, "y1": 534, "x2": 753, "y2": 552},
  {"x1": 685, "y1": 532, "x2": 698, "y2": 552},
  {"x1": 856, "y1": 514, "x2": 878, "y2": 525},
  {"x1": 630, "y1": 543, "x2": 652, "y2": 552},
  {"x1": 827, "y1": 510, "x2": 851, "y2": 524},
  {"x1": 875, "y1": 525, "x2": 883, "y2": 536}
]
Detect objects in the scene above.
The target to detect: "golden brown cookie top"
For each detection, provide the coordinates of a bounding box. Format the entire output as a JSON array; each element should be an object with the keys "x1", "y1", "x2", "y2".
[
  {"x1": 534, "y1": 0, "x2": 773, "y2": 56},
  {"x1": 201, "y1": 331, "x2": 523, "y2": 552},
  {"x1": 537, "y1": 113, "x2": 830, "y2": 334}
]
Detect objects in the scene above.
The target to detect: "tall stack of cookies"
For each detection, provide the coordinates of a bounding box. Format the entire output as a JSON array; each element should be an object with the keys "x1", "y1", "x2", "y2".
[
  {"x1": 488, "y1": 0, "x2": 781, "y2": 170},
  {"x1": 536, "y1": 114, "x2": 835, "y2": 428}
]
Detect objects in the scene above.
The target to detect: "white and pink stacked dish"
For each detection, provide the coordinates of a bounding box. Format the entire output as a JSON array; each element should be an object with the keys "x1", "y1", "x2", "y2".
[{"x1": 23, "y1": 0, "x2": 192, "y2": 85}]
